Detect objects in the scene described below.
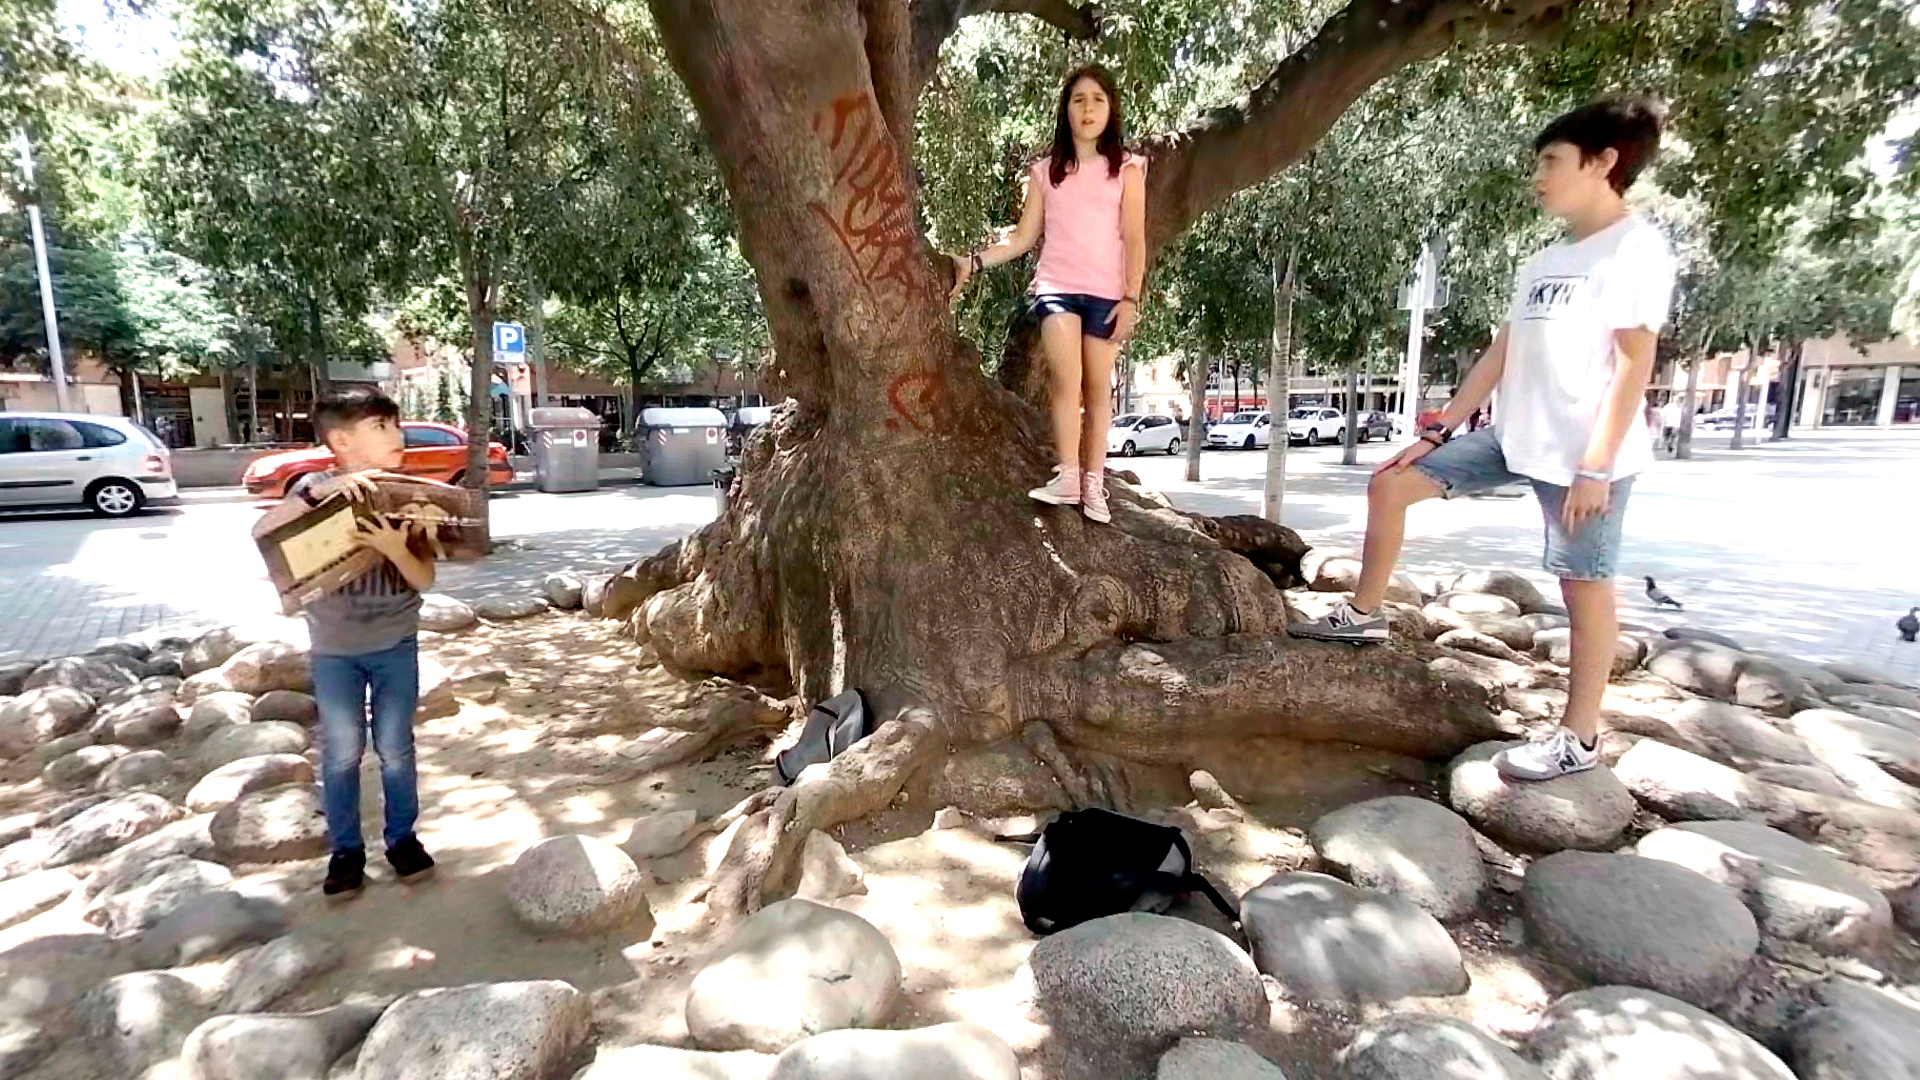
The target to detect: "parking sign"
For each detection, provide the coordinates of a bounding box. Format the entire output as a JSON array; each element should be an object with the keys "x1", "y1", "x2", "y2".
[{"x1": 493, "y1": 321, "x2": 526, "y2": 362}]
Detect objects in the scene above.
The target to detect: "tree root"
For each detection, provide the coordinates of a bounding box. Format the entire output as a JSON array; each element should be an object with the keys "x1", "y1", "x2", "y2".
[{"x1": 704, "y1": 707, "x2": 944, "y2": 921}]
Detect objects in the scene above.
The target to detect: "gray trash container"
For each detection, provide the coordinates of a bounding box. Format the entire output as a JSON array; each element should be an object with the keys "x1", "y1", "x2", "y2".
[
  {"x1": 529, "y1": 407, "x2": 601, "y2": 493},
  {"x1": 637, "y1": 407, "x2": 729, "y2": 486}
]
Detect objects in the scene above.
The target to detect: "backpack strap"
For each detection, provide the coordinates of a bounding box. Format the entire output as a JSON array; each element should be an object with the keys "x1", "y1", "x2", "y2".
[
  {"x1": 1111, "y1": 869, "x2": 1242, "y2": 927},
  {"x1": 1179, "y1": 871, "x2": 1242, "y2": 926}
]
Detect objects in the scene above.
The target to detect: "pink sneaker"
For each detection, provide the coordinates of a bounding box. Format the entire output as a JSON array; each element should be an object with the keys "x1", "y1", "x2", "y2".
[
  {"x1": 1029, "y1": 465, "x2": 1081, "y2": 506},
  {"x1": 1080, "y1": 471, "x2": 1111, "y2": 523}
]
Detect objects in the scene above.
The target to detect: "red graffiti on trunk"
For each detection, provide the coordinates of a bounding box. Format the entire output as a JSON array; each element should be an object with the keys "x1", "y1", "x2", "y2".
[
  {"x1": 886, "y1": 368, "x2": 948, "y2": 433},
  {"x1": 811, "y1": 95, "x2": 921, "y2": 311}
]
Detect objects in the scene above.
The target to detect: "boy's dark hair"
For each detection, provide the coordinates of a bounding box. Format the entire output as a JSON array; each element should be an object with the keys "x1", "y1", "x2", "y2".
[
  {"x1": 1534, "y1": 97, "x2": 1665, "y2": 194},
  {"x1": 312, "y1": 386, "x2": 401, "y2": 445}
]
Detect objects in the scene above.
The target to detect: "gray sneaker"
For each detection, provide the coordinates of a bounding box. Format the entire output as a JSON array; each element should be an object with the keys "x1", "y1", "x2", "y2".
[
  {"x1": 1493, "y1": 727, "x2": 1600, "y2": 781},
  {"x1": 1286, "y1": 601, "x2": 1388, "y2": 644}
]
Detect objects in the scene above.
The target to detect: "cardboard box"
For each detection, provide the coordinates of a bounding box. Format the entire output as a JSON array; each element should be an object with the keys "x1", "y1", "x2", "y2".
[{"x1": 253, "y1": 474, "x2": 485, "y2": 614}]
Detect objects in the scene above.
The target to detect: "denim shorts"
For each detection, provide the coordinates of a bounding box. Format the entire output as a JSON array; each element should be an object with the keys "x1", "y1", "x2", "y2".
[
  {"x1": 1410, "y1": 428, "x2": 1633, "y2": 581},
  {"x1": 1031, "y1": 293, "x2": 1119, "y2": 340}
]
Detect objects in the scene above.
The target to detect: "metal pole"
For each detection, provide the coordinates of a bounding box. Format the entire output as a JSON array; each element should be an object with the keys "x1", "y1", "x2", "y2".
[{"x1": 16, "y1": 133, "x2": 71, "y2": 412}]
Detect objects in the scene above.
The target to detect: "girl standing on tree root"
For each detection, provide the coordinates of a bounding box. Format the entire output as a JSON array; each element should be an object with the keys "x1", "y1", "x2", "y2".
[{"x1": 949, "y1": 64, "x2": 1148, "y2": 524}]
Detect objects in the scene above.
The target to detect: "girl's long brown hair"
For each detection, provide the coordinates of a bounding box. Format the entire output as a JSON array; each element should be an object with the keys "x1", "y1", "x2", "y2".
[{"x1": 1047, "y1": 64, "x2": 1126, "y2": 187}]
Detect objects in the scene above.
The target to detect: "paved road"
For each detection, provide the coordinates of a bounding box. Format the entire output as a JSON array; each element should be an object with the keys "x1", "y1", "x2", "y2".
[
  {"x1": 0, "y1": 485, "x2": 718, "y2": 664},
  {"x1": 2, "y1": 427, "x2": 1915, "y2": 683},
  {"x1": 1127, "y1": 425, "x2": 1920, "y2": 683}
]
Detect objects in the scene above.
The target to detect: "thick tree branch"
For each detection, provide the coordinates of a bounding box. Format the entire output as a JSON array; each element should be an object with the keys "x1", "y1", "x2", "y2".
[
  {"x1": 1143, "y1": 0, "x2": 1572, "y2": 253},
  {"x1": 910, "y1": 0, "x2": 1103, "y2": 94}
]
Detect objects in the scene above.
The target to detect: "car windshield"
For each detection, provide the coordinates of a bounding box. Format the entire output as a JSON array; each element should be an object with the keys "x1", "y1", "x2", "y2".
[
  {"x1": 1225, "y1": 412, "x2": 1261, "y2": 425},
  {"x1": 1111, "y1": 414, "x2": 1142, "y2": 428},
  {"x1": 1288, "y1": 409, "x2": 1316, "y2": 419}
]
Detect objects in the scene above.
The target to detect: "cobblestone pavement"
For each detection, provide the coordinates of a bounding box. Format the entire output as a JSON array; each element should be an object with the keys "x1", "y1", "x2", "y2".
[{"x1": 2, "y1": 427, "x2": 1915, "y2": 685}]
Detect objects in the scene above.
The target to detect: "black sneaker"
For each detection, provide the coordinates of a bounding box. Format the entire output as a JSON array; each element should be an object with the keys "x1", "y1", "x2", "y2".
[
  {"x1": 323, "y1": 849, "x2": 366, "y2": 899},
  {"x1": 387, "y1": 837, "x2": 436, "y2": 882}
]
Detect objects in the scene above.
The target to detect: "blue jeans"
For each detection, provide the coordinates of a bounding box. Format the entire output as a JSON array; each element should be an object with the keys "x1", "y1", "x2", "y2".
[
  {"x1": 1411, "y1": 428, "x2": 1634, "y2": 581},
  {"x1": 310, "y1": 637, "x2": 420, "y2": 853}
]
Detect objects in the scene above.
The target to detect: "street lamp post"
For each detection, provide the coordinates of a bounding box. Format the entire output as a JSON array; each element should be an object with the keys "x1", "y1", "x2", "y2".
[{"x1": 14, "y1": 131, "x2": 71, "y2": 412}]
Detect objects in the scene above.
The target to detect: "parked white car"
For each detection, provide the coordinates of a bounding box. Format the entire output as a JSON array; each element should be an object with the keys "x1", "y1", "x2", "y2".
[
  {"x1": 0, "y1": 412, "x2": 176, "y2": 516},
  {"x1": 1206, "y1": 410, "x2": 1273, "y2": 450},
  {"x1": 1108, "y1": 413, "x2": 1182, "y2": 456},
  {"x1": 1287, "y1": 406, "x2": 1346, "y2": 445}
]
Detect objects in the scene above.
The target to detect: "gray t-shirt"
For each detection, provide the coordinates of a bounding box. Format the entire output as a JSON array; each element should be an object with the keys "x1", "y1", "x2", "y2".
[{"x1": 288, "y1": 471, "x2": 422, "y2": 656}]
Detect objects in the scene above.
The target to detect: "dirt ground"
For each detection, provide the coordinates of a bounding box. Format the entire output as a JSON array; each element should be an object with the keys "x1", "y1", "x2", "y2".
[{"x1": 4, "y1": 611, "x2": 1916, "y2": 1080}]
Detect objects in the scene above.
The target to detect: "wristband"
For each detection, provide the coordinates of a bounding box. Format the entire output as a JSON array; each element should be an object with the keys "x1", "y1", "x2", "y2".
[
  {"x1": 1575, "y1": 468, "x2": 1611, "y2": 483},
  {"x1": 1419, "y1": 432, "x2": 1446, "y2": 449},
  {"x1": 1420, "y1": 422, "x2": 1451, "y2": 445}
]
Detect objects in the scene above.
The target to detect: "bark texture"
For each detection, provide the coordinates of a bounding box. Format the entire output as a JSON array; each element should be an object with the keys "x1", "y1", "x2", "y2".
[{"x1": 629, "y1": 0, "x2": 1569, "y2": 917}]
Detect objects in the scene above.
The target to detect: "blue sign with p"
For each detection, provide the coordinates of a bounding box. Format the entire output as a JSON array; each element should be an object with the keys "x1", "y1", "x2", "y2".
[{"x1": 494, "y1": 321, "x2": 525, "y2": 357}]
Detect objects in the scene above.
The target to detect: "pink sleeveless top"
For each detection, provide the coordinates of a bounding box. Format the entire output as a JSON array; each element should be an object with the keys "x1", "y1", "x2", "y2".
[{"x1": 1030, "y1": 153, "x2": 1143, "y2": 301}]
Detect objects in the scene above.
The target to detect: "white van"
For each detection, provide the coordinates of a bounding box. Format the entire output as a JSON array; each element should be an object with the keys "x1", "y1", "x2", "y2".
[{"x1": 0, "y1": 412, "x2": 177, "y2": 516}]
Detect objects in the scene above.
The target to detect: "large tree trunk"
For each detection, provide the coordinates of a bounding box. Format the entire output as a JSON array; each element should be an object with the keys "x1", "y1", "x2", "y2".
[{"x1": 627, "y1": 0, "x2": 1556, "y2": 919}]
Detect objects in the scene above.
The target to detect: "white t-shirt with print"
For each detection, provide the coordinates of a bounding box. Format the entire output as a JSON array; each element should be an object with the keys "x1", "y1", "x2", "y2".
[{"x1": 1495, "y1": 215, "x2": 1676, "y2": 487}]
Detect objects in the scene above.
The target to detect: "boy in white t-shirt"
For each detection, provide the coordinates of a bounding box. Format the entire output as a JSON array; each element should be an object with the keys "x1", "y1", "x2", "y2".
[{"x1": 1290, "y1": 98, "x2": 1677, "y2": 782}]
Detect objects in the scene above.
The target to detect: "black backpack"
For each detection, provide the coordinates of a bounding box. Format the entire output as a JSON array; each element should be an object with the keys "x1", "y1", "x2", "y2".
[
  {"x1": 1005, "y1": 808, "x2": 1240, "y2": 935},
  {"x1": 774, "y1": 689, "x2": 870, "y2": 786}
]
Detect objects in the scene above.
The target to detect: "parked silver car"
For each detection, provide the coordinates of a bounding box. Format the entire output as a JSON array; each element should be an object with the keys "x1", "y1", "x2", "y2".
[{"x1": 0, "y1": 412, "x2": 177, "y2": 516}]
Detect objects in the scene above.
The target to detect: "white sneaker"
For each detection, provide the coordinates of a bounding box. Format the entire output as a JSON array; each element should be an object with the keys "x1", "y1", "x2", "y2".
[
  {"x1": 1286, "y1": 600, "x2": 1389, "y2": 643},
  {"x1": 1494, "y1": 727, "x2": 1600, "y2": 781},
  {"x1": 1029, "y1": 466, "x2": 1081, "y2": 506}
]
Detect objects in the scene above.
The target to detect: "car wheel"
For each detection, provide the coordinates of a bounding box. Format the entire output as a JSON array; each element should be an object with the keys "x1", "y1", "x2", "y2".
[
  {"x1": 448, "y1": 471, "x2": 466, "y2": 486},
  {"x1": 1243, "y1": 435, "x2": 1256, "y2": 450},
  {"x1": 1308, "y1": 428, "x2": 1320, "y2": 446},
  {"x1": 88, "y1": 479, "x2": 144, "y2": 517},
  {"x1": 1358, "y1": 428, "x2": 1370, "y2": 443},
  {"x1": 1166, "y1": 437, "x2": 1181, "y2": 456},
  {"x1": 1121, "y1": 440, "x2": 1136, "y2": 457}
]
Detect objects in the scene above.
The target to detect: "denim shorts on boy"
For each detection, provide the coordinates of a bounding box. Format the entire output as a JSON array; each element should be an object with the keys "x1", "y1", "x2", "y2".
[
  {"x1": 1030, "y1": 293, "x2": 1119, "y2": 341},
  {"x1": 1411, "y1": 427, "x2": 1632, "y2": 581}
]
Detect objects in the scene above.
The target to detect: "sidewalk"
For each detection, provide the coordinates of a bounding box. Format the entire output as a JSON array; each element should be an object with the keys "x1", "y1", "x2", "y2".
[{"x1": 174, "y1": 467, "x2": 662, "y2": 506}]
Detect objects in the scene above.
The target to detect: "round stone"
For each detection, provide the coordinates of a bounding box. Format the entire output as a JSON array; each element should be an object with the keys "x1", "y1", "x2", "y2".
[
  {"x1": 1337, "y1": 1014, "x2": 1545, "y2": 1080},
  {"x1": 688, "y1": 899, "x2": 903, "y2": 1054},
  {"x1": 505, "y1": 835, "x2": 653, "y2": 936},
  {"x1": 1635, "y1": 821, "x2": 1891, "y2": 954},
  {"x1": 1527, "y1": 986, "x2": 1794, "y2": 1080},
  {"x1": 249, "y1": 691, "x2": 317, "y2": 725},
  {"x1": 1240, "y1": 872, "x2": 1467, "y2": 1003},
  {"x1": 1023, "y1": 912, "x2": 1267, "y2": 1077},
  {"x1": 1309, "y1": 797, "x2": 1485, "y2": 921},
  {"x1": 1522, "y1": 851, "x2": 1758, "y2": 1008},
  {"x1": 210, "y1": 786, "x2": 328, "y2": 863},
  {"x1": 1447, "y1": 742, "x2": 1635, "y2": 853}
]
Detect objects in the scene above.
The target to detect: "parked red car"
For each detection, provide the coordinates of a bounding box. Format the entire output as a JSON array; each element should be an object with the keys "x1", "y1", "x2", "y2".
[{"x1": 243, "y1": 421, "x2": 514, "y2": 498}]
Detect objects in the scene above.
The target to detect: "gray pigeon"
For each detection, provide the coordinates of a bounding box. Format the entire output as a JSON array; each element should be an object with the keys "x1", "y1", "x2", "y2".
[
  {"x1": 1900, "y1": 607, "x2": 1919, "y2": 643},
  {"x1": 1644, "y1": 576, "x2": 1683, "y2": 611}
]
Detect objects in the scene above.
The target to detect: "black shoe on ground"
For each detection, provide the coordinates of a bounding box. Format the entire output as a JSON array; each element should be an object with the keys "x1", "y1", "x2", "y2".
[
  {"x1": 387, "y1": 837, "x2": 436, "y2": 882},
  {"x1": 323, "y1": 849, "x2": 366, "y2": 899}
]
